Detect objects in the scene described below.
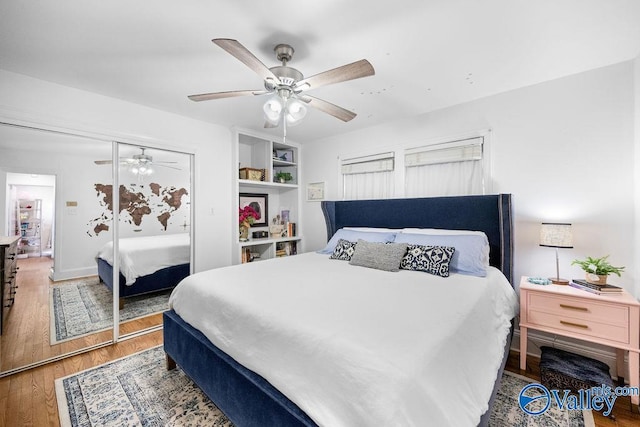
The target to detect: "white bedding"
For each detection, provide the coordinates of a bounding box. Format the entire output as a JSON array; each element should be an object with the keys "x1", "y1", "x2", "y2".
[
  {"x1": 97, "y1": 233, "x2": 190, "y2": 285},
  {"x1": 169, "y1": 252, "x2": 518, "y2": 426}
]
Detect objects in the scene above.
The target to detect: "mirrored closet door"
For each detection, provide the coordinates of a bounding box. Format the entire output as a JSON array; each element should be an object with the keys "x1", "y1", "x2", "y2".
[
  {"x1": 0, "y1": 123, "x2": 115, "y2": 374},
  {"x1": 0, "y1": 124, "x2": 194, "y2": 376},
  {"x1": 114, "y1": 143, "x2": 192, "y2": 338}
]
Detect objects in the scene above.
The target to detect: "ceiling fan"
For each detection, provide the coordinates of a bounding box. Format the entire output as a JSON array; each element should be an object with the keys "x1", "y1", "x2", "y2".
[
  {"x1": 94, "y1": 148, "x2": 180, "y2": 175},
  {"x1": 188, "y1": 39, "x2": 375, "y2": 127}
]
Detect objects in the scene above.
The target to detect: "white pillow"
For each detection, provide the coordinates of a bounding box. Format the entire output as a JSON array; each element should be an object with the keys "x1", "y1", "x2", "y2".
[
  {"x1": 401, "y1": 228, "x2": 488, "y2": 237},
  {"x1": 344, "y1": 227, "x2": 401, "y2": 233},
  {"x1": 317, "y1": 229, "x2": 397, "y2": 254}
]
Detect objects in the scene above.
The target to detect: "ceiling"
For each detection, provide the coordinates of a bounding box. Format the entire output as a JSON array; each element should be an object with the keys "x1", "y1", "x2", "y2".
[{"x1": 1, "y1": 1, "x2": 639, "y2": 143}]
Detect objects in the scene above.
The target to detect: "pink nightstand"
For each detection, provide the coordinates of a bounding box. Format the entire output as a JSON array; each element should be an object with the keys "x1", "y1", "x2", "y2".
[{"x1": 519, "y1": 276, "x2": 640, "y2": 410}]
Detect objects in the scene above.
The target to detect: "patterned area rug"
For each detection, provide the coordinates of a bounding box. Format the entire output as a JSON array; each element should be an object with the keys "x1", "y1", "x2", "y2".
[
  {"x1": 55, "y1": 346, "x2": 595, "y2": 427},
  {"x1": 50, "y1": 277, "x2": 172, "y2": 344}
]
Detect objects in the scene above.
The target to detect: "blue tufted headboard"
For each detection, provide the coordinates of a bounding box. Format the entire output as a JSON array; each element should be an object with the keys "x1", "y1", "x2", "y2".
[{"x1": 321, "y1": 194, "x2": 513, "y2": 285}]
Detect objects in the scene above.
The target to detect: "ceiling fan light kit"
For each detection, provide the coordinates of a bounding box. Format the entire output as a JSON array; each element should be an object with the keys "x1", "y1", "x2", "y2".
[{"x1": 188, "y1": 38, "x2": 375, "y2": 132}]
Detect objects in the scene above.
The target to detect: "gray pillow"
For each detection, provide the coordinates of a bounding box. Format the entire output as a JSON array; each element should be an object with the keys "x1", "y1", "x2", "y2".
[{"x1": 348, "y1": 239, "x2": 408, "y2": 272}]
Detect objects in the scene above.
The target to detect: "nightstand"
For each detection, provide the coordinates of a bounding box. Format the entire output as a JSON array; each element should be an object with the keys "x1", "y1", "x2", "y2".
[{"x1": 519, "y1": 276, "x2": 640, "y2": 409}]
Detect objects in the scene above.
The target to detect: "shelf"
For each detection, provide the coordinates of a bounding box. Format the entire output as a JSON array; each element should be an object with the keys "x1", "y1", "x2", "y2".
[
  {"x1": 272, "y1": 158, "x2": 297, "y2": 167},
  {"x1": 239, "y1": 236, "x2": 302, "y2": 248},
  {"x1": 238, "y1": 179, "x2": 298, "y2": 189}
]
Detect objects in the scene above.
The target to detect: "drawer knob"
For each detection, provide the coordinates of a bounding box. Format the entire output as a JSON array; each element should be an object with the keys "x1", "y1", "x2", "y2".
[
  {"x1": 560, "y1": 320, "x2": 589, "y2": 329},
  {"x1": 559, "y1": 304, "x2": 588, "y2": 312}
]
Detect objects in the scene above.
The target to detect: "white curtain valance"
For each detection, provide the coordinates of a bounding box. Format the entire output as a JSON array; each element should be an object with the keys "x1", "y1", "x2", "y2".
[
  {"x1": 405, "y1": 137, "x2": 483, "y2": 167},
  {"x1": 341, "y1": 152, "x2": 394, "y2": 175}
]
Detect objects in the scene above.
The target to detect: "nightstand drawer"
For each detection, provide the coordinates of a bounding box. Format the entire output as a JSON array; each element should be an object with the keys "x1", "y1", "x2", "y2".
[
  {"x1": 528, "y1": 309, "x2": 629, "y2": 344},
  {"x1": 528, "y1": 293, "x2": 628, "y2": 326}
]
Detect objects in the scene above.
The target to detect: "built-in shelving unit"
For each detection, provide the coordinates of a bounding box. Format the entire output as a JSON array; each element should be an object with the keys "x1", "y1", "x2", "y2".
[{"x1": 233, "y1": 129, "x2": 302, "y2": 265}]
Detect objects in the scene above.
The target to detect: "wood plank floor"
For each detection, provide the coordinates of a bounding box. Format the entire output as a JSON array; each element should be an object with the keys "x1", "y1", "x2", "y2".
[{"x1": 0, "y1": 257, "x2": 163, "y2": 372}]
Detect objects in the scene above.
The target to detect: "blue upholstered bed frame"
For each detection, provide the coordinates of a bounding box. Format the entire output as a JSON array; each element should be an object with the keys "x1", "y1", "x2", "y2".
[
  {"x1": 163, "y1": 194, "x2": 514, "y2": 426},
  {"x1": 97, "y1": 258, "x2": 190, "y2": 301}
]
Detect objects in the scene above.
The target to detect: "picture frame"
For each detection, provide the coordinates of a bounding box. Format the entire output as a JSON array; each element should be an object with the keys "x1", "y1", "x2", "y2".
[
  {"x1": 306, "y1": 182, "x2": 325, "y2": 201},
  {"x1": 239, "y1": 193, "x2": 268, "y2": 226},
  {"x1": 274, "y1": 149, "x2": 294, "y2": 163}
]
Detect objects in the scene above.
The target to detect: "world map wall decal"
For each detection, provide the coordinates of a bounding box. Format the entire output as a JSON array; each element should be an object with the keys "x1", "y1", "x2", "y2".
[{"x1": 87, "y1": 183, "x2": 189, "y2": 236}]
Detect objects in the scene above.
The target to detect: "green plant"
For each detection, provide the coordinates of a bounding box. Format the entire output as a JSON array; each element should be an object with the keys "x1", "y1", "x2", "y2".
[
  {"x1": 275, "y1": 171, "x2": 292, "y2": 182},
  {"x1": 571, "y1": 255, "x2": 625, "y2": 277}
]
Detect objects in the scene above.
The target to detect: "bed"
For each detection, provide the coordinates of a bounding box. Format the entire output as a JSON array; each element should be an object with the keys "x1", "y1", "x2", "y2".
[
  {"x1": 164, "y1": 194, "x2": 517, "y2": 426},
  {"x1": 96, "y1": 233, "x2": 190, "y2": 306}
]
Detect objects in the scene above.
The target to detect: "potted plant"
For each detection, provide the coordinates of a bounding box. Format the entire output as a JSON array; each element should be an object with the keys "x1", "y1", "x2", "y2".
[
  {"x1": 275, "y1": 171, "x2": 292, "y2": 184},
  {"x1": 571, "y1": 255, "x2": 625, "y2": 285}
]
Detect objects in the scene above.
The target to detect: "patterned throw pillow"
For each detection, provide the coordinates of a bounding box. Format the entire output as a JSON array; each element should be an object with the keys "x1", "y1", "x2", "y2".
[
  {"x1": 400, "y1": 244, "x2": 456, "y2": 277},
  {"x1": 329, "y1": 239, "x2": 357, "y2": 261}
]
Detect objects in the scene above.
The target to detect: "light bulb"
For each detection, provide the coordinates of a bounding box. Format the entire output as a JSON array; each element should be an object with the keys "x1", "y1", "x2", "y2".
[
  {"x1": 285, "y1": 99, "x2": 307, "y2": 126},
  {"x1": 263, "y1": 97, "x2": 283, "y2": 123}
]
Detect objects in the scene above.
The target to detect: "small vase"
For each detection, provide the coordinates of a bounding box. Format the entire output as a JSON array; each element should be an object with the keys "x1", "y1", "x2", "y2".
[
  {"x1": 239, "y1": 225, "x2": 249, "y2": 241},
  {"x1": 585, "y1": 273, "x2": 608, "y2": 285}
]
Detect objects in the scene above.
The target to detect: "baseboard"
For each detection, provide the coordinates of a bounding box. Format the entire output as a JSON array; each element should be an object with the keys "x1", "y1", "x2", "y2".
[
  {"x1": 512, "y1": 328, "x2": 627, "y2": 381},
  {"x1": 49, "y1": 266, "x2": 97, "y2": 282}
]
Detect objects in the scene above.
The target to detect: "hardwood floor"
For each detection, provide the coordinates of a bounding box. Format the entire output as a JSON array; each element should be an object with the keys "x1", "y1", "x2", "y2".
[{"x1": 0, "y1": 257, "x2": 163, "y2": 372}]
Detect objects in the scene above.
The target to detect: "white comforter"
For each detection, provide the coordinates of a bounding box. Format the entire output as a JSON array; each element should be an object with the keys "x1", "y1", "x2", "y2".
[
  {"x1": 169, "y1": 252, "x2": 518, "y2": 426},
  {"x1": 97, "y1": 233, "x2": 190, "y2": 285}
]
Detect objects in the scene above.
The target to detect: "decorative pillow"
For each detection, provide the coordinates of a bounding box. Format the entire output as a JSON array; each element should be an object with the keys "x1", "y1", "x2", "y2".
[
  {"x1": 400, "y1": 244, "x2": 456, "y2": 277},
  {"x1": 394, "y1": 233, "x2": 489, "y2": 277},
  {"x1": 329, "y1": 239, "x2": 358, "y2": 261},
  {"x1": 348, "y1": 239, "x2": 408, "y2": 272},
  {"x1": 317, "y1": 229, "x2": 397, "y2": 254}
]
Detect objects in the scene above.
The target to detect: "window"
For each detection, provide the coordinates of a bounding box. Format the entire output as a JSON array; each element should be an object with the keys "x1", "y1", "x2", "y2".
[
  {"x1": 341, "y1": 152, "x2": 394, "y2": 200},
  {"x1": 404, "y1": 137, "x2": 485, "y2": 197}
]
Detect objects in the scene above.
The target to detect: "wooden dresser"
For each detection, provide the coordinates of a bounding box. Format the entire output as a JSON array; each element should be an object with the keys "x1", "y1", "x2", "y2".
[{"x1": 1, "y1": 236, "x2": 20, "y2": 334}]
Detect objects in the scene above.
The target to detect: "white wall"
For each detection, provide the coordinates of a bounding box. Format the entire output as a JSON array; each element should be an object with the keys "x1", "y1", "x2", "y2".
[
  {"x1": 0, "y1": 69, "x2": 233, "y2": 274},
  {"x1": 302, "y1": 60, "x2": 638, "y2": 297}
]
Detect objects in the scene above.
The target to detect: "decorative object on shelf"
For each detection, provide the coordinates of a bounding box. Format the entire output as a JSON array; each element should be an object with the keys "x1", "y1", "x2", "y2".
[
  {"x1": 252, "y1": 230, "x2": 268, "y2": 239},
  {"x1": 238, "y1": 205, "x2": 260, "y2": 242},
  {"x1": 239, "y1": 193, "x2": 268, "y2": 226},
  {"x1": 274, "y1": 149, "x2": 294, "y2": 163},
  {"x1": 306, "y1": 182, "x2": 325, "y2": 201},
  {"x1": 571, "y1": 255, "x2": 625, "y2": 285},
  {"x1": 539, "y1": 222, "x2": 573, "y2": 284},
  {"x1": 275, "y1": 171, "x2": 292, "y2": 183},
  {"x1": 239, "y1": 167, "x2": 265, "y2": 181}
]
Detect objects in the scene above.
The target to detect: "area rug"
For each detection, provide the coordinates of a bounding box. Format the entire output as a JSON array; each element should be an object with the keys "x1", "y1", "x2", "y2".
[
  {"x1": 55, "y1": 346, "x2": 595, "y2": 427},
  {"x1": 50, "y1": 277, "x2": 172, "y2": 344}
]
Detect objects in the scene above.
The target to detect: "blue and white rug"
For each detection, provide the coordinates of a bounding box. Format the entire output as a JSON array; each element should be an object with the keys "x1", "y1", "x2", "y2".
[
  {"x1": 55, "y1": 346, "x2": 595, "y2": 426},
  {"x1": 50, "y1": 277, "x2": 172, "y2": 344}
]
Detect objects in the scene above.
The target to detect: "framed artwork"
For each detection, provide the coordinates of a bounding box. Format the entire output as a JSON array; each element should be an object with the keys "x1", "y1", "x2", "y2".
[
  {"x1": 274, "y1": 149, "x2": 294, "y2": 163},
  {"x1": 239, "y1": 193, "x2": 268, "y2": 226},
  {"x1": 306, "y1": 182, "x2": 325, "y2": 201}
]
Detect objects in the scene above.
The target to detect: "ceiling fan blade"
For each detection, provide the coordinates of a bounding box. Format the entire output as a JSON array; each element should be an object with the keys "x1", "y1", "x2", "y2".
[
  {"x1": 188, "y1": 90, "x2": 267, "y2": 102},
  {"x1": 154, "y1": 161, "x2": 179, "y2": 164},
  {"x1": 155, "y1": 164, "x2": 182, "y2": 171},
  {"x1": 294, "y1": 59, "x2": 375, "y2": 92},
  {"x1": 300, "y1": 95, "x2": 357, "y2": 122},
  {"x1": 213, "y1": 39, "x2": 279, "y2": 83},
  {"x1": 263, "y1": 120, "x2": 278, "y2": 129},
  {"x1": 94, "y1": 160, "x2": 112, "y2": 165}
]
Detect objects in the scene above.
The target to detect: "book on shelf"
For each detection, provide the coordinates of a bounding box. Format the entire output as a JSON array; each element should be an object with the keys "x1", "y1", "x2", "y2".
[
  {"x1": 569, "y1": 280, "x2": 622, "y2": 295},
  {"x1": 570, "y1": 279, "x2": 622, "y2": 292},
  {"x1": 286, "y1": 222, "x2": 296, "y2": 237}
]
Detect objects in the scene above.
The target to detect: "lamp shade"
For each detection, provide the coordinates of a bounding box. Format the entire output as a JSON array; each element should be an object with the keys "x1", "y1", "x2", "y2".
[{"x1": 539, "y1": 223, "x2": 573, "y2": 248}]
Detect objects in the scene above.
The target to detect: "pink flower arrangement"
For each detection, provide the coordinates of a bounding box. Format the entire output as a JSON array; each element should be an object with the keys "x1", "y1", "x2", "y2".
[{"x1": 239, "y1": 205, "x2": 260, "y2": 227}]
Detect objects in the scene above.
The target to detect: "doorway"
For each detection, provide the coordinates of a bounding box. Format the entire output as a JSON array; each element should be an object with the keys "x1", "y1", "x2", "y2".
[{"x1": 7, "y1": 173, "x2": 56, "y2": 260}]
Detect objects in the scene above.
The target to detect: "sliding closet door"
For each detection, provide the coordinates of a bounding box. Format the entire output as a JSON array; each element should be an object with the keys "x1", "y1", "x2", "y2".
[
  {"x1": 115, "y1": 143, "x2": 192, "y2": 338},
  {"x1": 0, "y1": 123, "x2": 114, "y2": 375}
]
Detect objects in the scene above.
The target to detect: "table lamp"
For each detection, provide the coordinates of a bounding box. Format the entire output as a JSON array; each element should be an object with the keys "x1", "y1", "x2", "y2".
[{"x1": 539, "y1": 222, "x2": 573, "y2": 284}]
